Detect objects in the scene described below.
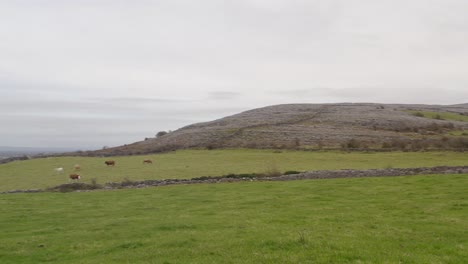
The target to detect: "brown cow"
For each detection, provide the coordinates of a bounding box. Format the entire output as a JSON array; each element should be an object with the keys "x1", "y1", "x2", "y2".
[
  {"x1": 69, "y1": 174, "x2": 81, "y2": 181},
  {"x1": 105, "y1": 160, "x2": 115, "y2": 166},
  {"x1": 74, "y1": 164, "x2": 81, "y2": 171},
  {"x1": 143, "y1": 159, "x2": 152, "y2": 164}
]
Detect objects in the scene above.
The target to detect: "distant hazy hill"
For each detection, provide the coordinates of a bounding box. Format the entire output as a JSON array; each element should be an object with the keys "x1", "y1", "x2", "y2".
[
  {"x1": 0, "y1": 146, "x2": 78, "y2": 159},
  {"x1": 88, "y1": 103, "x2": 468, "y2": 156}
]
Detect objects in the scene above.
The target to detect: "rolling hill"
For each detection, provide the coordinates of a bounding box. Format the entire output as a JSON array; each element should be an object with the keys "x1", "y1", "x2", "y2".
[{"x1": 88, "y1": 103, "x2": 468, "y2": 156}]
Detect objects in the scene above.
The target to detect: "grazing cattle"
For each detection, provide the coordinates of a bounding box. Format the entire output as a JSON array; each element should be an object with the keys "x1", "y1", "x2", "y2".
[
  {"x1": 105, "y1": 160, "x2": 115, "y2": 166},
  {"x1": 74, "y1": 164, "x2": 81, "y2": 171},
  {"x1": 54, "y1": 167, "x2": 64, "y2": 173},
  {"x1": 69, "y1": 173, "x2": 81, "y2": 181},
  {"x1": 143, "y1": 159, "x2": 152, "y2": 164}
]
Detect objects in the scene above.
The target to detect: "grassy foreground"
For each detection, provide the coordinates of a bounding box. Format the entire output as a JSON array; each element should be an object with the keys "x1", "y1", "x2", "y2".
[
  {"x1": 1, "y1": 149, "x2": 468, "y2": 191},
  {"x1": 0, "y1": 174, "x2": 467, "y2": 263}
]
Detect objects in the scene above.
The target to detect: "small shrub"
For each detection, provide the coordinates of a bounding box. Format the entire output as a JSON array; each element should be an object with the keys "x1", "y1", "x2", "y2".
[
  {"x1": 317, "y1": 141, "x2": 324, "y2": 150},
  {"x1": 265, "y1": 162, "x2": 281, "y2": 177},
  {"x1": 284, "y1": 170, "x2": 302, "y2": 175},
  {"x1": 448, "y1": 137, "x2": 468, "y2": 149},
  {"x1": 390, "y1": 139, "x2": 409, "y2": 150},
  {"x1": 413, "y1": 112, "x2": 425, "y2": 117},
  {"x1": 409, "y1": 140, "x2": 429, "y2": 151},
  {"x1": 206, "y1": 143, "x2": 221, "y2": 150},
  {"x1": 191, "y1": 176, "x2": 212, "y2": 181},
  {"x1": 224, "y1": 173, "x2": 258, "y2": 179},
  {"x1": 381, "y1": 142, "x2": 392, "y2": 149},
  {"x1": 156, "y1": 131, "x2": 168, "y2": 137},
  {"x1": 121, "y1": 177, "x2": 136, "y2": 187},
  {"x1": 426, "y1": 123, "x2": 443, "y2": 133},
  {"x1": 90, "y1": 178, "x2": 102, "y2": 189},
  {"x1": 294, "y1": 138, "x2": 301, "y2": 147},
  {"x1": 346, "y1": 139, "x2": 361, "y2": 149},
  {"x1": 244, "y1": 142, "x2": 258, "y2": 149},
  {"x1": 47, "y1": 182, "x2": 102, "y2": 192},
  {"x1": 278, "y1": 144, "x2": 291, "y2": 149}
]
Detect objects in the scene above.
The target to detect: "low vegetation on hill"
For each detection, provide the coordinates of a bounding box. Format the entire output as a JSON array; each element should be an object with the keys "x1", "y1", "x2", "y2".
[{"x1": 405, "y1": 110, "x2": 468, "y2": 122}]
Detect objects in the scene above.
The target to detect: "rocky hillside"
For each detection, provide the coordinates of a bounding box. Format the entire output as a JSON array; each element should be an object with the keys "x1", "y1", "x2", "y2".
[{"x1": 89, "y1": 103, "x2": 468, "y2": 156}]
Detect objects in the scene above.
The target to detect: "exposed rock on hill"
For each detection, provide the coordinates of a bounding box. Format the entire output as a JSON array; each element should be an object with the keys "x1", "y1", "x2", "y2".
[{"x1": 90, "y1": 103, "x2": 468, "y2": 156}]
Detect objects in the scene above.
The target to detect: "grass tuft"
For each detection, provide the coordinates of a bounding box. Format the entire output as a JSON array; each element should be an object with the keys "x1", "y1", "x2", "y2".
[{"x1": 297, "y1": 230, "x2": 307, "y2": 245}]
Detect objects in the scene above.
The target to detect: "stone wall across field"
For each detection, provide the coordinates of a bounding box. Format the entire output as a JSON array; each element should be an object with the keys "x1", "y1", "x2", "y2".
[
  {"x1": 268, "y1": 166, "x2": 468, "y2": 181},
  {"x1": 80, "y1": 165, "x2": 468, "y2": 190},
  {"x1": 2, "y1": 165, "x2": 468, "y2": 194},
  {"x1": 0, "y1": 156, "x2": 30, "y2": 164},
  {"x1": 105, "y1": 166, "x2": 468, "y2": 189}
]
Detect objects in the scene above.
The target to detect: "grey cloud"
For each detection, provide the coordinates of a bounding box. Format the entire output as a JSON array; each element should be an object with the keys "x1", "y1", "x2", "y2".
[
  {"x1": 323, "y1": 86, "x2": 468, "y2": 105},
  {"x1": 275, "y1": 88, "x2": 331, "y2": 98},
  {"x1": 274, "y1": 85, "x2": 468, "y2": 105},
  {"x1": 0, "y1": 99, "x2": 145, "y2": 118},
  {"x1": 207, "y1": 91, "x2": 242, "y2": 100},
  {"x1": 100, "y1": 97, "x2": 183, "y2": 104},
  {"x1": 0, "y1": 0, "x2": 467, "y2": 148}
]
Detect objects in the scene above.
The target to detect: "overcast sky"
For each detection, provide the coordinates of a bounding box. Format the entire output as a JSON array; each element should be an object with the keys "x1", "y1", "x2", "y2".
[{"x1": 1, "y1": 0, "x2": 467, "y2": 149}]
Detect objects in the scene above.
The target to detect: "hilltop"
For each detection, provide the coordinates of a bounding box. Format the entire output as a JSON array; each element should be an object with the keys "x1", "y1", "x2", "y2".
[{"x1": 87, "y1": 103, "x2": 468, "y2": 156}]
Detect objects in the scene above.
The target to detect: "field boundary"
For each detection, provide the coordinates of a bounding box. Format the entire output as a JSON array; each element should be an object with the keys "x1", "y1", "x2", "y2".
[{"x1": 2, "y1": 165, "x2": 468, "y2": 194}]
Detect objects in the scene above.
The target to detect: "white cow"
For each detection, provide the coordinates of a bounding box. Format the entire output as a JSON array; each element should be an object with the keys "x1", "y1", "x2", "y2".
[{"x1": 54, "y1": 167, "x2": 64, "y2": 174}]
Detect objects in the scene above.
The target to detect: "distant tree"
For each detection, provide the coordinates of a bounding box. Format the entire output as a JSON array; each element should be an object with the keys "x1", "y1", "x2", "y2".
[{"x1": 156, "y1": 131, "x2": 168, "y2": 137}]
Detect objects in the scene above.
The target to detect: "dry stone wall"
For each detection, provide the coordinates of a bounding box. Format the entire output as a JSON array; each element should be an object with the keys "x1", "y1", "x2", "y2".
[{"x1": 3, "y1": 165, "x2": 467, "y2": 194}]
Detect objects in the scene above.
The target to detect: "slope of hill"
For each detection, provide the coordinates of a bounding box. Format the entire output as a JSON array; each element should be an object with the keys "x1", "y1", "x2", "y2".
[{"x1": 90, "y1": 103, "x2": 468, "y2": 156}]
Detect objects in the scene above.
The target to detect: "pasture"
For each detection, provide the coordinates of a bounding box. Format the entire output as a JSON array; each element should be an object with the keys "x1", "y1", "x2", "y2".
[
  {"x1": 1, "y1": 149, "x2": 468, "y2": 191},
  {"x1": 0, "y1": 174, "x2": 467, "y2": 263},
  {"x1": 405, "y1": 110, "x2": 468, "y2": 122}
]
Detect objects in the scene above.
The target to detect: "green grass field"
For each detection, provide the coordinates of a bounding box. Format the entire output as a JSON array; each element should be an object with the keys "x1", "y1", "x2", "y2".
[
  {"x1": 448, "y1": 130, "x2": 468, "y2": 136},
  {"x1": 405, "y1": 110, "x2": 468, "y2": 122},
  {"x1": 1, "y1": 149, "x2": 468, "y2": 191},
  {"x1": 0, "y1": 174, "x2": 467, "y2": 263}
]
